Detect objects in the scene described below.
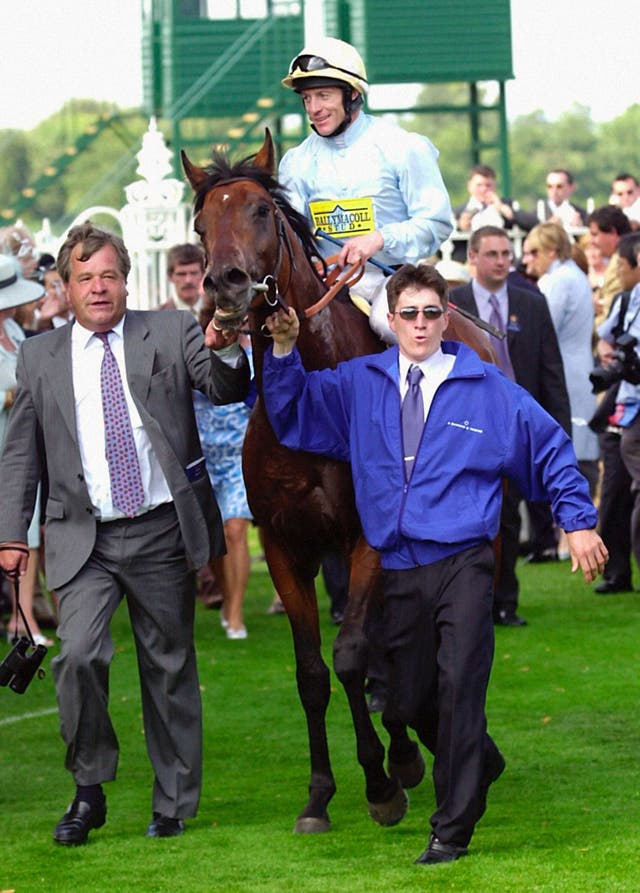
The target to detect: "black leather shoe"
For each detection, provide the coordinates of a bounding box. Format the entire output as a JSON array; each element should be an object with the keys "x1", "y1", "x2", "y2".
[
  {"x1": 146, "y1": 813, "x2": 185, "y2": 838},
  {"x1": 415, "y1": 833, "x2": 468, "y2": 865},
  {"x1": 367, "y1": 691, "x2": 387, "y2": 714},
  {"x1": 494, "y1": 610, "x2": 528, "y2": 627},
  {"x1": 53, "y1": 794, "x2": 106, "y2": 846},
  {"x1": 523, "y1": 548, "x2": 558, "y2": 564},
  {"x1": 594, "y1": 580, "x2": 633, "y2": 594}
]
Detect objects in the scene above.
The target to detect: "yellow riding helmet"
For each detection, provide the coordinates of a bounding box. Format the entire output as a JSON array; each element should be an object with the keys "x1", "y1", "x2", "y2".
[{"x1": 282, "y1": 37, "x2": 369, "y2": 96}]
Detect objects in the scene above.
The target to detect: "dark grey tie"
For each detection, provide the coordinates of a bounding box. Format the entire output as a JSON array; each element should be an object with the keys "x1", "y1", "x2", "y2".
[
  {"x1": 402, "y1": 364, "x2": 424, "y2": 480},
  {"x1": 488, "y1": 294, "x2": 515, "y2": 381}
]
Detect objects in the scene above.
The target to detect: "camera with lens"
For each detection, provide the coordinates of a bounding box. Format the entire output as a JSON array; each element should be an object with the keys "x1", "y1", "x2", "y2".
[
  {"x1": 589, "y1": 332, "x2": 640, "y2": 394},
  {"x1": 0, "y1": 637, "x2": 48, "y2": 694}
]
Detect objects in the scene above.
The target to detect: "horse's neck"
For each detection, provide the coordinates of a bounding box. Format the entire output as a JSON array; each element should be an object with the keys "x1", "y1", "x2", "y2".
[{"x1": 279, "y1": 233, "x2": 326, "y2": 309}]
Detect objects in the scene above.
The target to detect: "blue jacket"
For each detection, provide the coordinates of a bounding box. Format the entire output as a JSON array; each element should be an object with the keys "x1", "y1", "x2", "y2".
[{"x1": 263, "y1": 341, "x2": 598, "y2": 569}]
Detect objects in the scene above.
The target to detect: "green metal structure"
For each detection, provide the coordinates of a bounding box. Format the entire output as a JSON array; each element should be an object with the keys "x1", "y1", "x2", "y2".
[
  {"x1": 7, "y1": 0, "x2": 514, "y2": 222},
  {"x1": 142, "y1": 0, "x2": 514, "y2": 186}
]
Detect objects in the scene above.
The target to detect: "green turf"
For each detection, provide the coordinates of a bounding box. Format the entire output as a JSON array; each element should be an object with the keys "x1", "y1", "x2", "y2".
[{"x1": 1, "y1": 552, "x2": 639, "y2": 892}]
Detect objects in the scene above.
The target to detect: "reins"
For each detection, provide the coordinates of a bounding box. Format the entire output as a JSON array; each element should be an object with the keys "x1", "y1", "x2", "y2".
[{"x1": 199, "y1": 177, "x2": 501, "y2": 341}]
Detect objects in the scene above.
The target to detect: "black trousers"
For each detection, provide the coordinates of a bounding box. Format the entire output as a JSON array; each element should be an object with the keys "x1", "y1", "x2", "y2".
[
  {"x1": 598, "y1": 428, "x2": 633, "y2": 585},
  {"x1": 382, "y1": 543, "x2": 502, "y2": 847},
  {"x1": 493, "y1": 481, "x2": 556, "y2": 616},
  {"x1": 620, "y1": 416, "x2": 640, "y2": 569}
]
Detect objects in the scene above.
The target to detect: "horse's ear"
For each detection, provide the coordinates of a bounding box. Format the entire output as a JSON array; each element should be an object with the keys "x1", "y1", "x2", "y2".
[
  {"x1": 181, "y1": 150, "x2": 209, "y2": 192},
  {"x1": 253, "y1": 128, "x2": 275, "y2": 176}
]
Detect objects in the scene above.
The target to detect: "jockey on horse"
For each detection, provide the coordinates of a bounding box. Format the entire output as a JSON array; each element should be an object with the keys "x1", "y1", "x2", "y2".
[{"x1": 278, "y1": 36, "x2": 453, "y2": 343}]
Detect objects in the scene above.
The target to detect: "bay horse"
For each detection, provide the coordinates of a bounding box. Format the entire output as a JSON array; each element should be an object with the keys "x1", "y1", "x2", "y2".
[{"x1": 182, "y1": 130, "x2": 495, "y2": 833}]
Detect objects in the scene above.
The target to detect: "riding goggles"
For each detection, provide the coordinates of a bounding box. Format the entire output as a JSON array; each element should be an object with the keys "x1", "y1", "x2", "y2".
[
  {"x1": 394, "y1": 307, "x2": 445, "y2": 321},
  {"x1": 289, "y1": 54, "x2": 369, "y2": 84}
]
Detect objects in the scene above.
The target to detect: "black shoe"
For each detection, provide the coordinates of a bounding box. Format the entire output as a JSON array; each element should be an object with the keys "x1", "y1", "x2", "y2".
[
  {"x1": 594, "y1": 580, "x2": 633, "y2": 594},
  {"x1": 523, "y1": 548, "x2": 558, "y2": 564},
  {"x1": 415, "y1": 832, "x2": 468, "y2": 865},
  {"x1": 367, "y1": 691, "x2": 387, "y2": 714},
  {"x1": 494, "y1": 610, "x2": 528, "y2": 627},
  {"x1": 146, "y1": 813, "x2": 185, "y2": 838},
  {"x1": 53, "y1": 794, "x2": 107, "y2": 846},
  {"x1": 477, "y1": 751, "x2": 506, "y2": 820}
]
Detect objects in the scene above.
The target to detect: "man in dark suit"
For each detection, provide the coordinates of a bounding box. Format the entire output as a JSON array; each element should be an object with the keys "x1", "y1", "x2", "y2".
[
  {"x1": 536, "y1": 169, "x2": 588, "y2": 229},
  {"x1": 450, "y1": 165, "x2": 536, "y2": 262},
  {"x1": 450, "y1": 225, "x2": 571, "y2": 626},
  {"x1": 0, "y1": 222, "x2": 250, "y2": 844}
]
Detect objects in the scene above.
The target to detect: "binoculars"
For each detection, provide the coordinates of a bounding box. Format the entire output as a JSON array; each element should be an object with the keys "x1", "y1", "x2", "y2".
[{"x1": 0, "y1": 637, "x2": 48, "y2": 694}]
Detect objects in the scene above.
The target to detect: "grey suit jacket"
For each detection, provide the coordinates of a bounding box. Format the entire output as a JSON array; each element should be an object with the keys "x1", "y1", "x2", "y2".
[{"x1": 0, "y1": 310, "x2": 250, "y2": 589}]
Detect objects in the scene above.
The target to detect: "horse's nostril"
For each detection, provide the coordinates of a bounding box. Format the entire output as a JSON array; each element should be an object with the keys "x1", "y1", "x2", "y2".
[
  {"x1": 202, "y1": 275, "x2": 214, "y2": 292},
  {"x1": 226, "y1": 268, "x2": 250, "y2": 287}
]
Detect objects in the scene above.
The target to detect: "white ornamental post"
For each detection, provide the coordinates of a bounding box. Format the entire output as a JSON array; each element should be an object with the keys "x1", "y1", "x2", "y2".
[{"x1": 120, "y1": 118, "x2": 191, "y2": 309}]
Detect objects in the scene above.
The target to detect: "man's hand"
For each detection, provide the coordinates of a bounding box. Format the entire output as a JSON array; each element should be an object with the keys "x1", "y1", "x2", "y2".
[
  {"x1": 566, "y1": 529, "x2": 609, "y2": 583},
  {"x1": 264, "y1": 308, "x2": 300, "y2": 356},
  {"x1": 39, "y1": 286, "x2": 68, "y2": 323},
  {"x1": 204, "y1": 320, "x2": 241, "y2": 350},
  {"x1": 457, "y1": 210, "x2": 474, "y2": 232},
  {"x1": 596, "y1": 338, "x2": 615, "y2": 367},
  {"x1": 0, "y1": 543, "x2": 30, "y2": 577},
  {"x1": 338, "y1": 231, "x2": 384, "y2": 268}
]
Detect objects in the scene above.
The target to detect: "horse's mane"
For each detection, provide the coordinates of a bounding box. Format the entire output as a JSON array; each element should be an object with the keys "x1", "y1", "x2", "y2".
[{"x1": 193, "y1": 150, "x2": 326, "y2": 277}]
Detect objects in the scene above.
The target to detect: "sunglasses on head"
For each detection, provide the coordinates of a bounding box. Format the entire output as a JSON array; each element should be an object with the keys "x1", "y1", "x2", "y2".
[
  {"x1": 395, "y1": 306, "x2": 444, "y2": 321},
  {"x1": 289, "y1": 54, "x2": 368, "y2": 83}
]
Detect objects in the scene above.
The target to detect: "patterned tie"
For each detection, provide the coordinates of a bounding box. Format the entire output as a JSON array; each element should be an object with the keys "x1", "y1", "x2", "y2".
[
  {"x1": 96, "y1": 331, "x2": 145, "y2": 518},
  {"x1": 488, "y1": 294, "x2": 516, "y2": 381},
  {"x1": 401, "y1": 364, "x2": 424, "y2": 480}
]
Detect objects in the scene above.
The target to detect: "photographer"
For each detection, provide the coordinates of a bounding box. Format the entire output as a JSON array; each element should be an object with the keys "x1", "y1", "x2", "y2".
[{"x1": 596, "y1": 231, "x2": 640, "y2": 576}]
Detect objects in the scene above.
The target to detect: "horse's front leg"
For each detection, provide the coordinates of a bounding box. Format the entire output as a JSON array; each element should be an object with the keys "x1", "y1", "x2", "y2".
[
  {"x1": 262, "y1": 530, "x2": 336, "y2": 833},
  {"x1": 332, "y1": 538, "x2": 422, "y2": 826}
]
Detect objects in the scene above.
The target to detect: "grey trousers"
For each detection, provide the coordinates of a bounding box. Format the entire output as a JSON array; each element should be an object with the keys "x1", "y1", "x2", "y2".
[{"x1": 51, "y1": 503, "x2": 202, "y2": 819}]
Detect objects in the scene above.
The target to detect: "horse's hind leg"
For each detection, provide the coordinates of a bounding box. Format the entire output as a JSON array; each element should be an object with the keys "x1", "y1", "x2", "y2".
[
  {"x1": 262, "y1": 532, "x2": 336, "y2": 833},
  {"x1": 332, "y1": 538, "x2": 410, "y2": 826}
]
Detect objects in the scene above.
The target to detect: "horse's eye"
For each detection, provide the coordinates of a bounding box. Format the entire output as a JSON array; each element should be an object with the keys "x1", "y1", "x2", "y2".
[{"x1": 255, "y1": 204, "x2": 270, "y2": 219}]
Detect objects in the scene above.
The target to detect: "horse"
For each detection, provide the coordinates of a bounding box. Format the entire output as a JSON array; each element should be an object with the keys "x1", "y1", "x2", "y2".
[{"x1": 182, "y1": 129, "x2": 495, "y2": 833}]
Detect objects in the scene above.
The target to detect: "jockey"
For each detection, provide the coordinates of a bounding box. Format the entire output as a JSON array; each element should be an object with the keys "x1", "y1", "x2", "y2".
[{"x1": 279, "y1": 36, "x2": 453, "y2": 341}]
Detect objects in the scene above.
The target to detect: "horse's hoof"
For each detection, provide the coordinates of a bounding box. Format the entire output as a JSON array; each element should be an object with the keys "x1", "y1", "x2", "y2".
[
  {"x1": 294, "y1": 815, "x2": 331, "y2": 834},
  {"x1": 368, "y1": 784, "x2": 409, "y2": 827},
  {"x1": 388, "y1": 748, "x2": 426, "y2": 789}
]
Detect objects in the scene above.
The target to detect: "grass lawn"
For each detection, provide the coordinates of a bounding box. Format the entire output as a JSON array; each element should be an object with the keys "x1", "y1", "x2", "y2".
[{"x1": 1, "y1": 550, "x2": 639, "y2": 892}]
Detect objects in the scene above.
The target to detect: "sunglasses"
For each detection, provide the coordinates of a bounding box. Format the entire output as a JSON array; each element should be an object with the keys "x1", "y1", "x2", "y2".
[
  {"x1": 394, "y1": 306, "x2": 444, "y2": 321},
  {"x1": 289, "y1": 54, "x2": 368, "y2": 83}
]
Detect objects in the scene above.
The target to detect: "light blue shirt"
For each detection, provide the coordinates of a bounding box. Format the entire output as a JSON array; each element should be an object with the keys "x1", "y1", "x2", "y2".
[
  {"x1": 598, "y1": 282, "x2": 640, "y2": 405},
  {"x1": 278, "y1": 111, "x2": 452, "y2": 266},
  {"x1": 538, "y1": 258, "x2": 598, "y2": 460},
  {"x1": 471, "y1": 281, "x2": 509, "y2": 326}
]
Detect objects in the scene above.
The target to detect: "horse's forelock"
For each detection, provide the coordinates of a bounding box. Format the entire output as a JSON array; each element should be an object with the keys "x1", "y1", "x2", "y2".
[{"x1": 192, "y1": 148, "x2": 325, "y2": 276}]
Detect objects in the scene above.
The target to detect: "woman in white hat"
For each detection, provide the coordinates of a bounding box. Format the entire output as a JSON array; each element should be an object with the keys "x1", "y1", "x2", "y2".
[{"x1": 0, "y1": 254, "x2": 52, "y2": 645}]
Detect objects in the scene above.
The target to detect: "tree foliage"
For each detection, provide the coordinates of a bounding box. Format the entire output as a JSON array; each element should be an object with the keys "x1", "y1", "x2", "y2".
[
  {"x1": 399, "y1": 84, "x2": 640, "y2": 214},
  {"x1": 2, "y1": 92, "x2": 639, "y2": 237}
]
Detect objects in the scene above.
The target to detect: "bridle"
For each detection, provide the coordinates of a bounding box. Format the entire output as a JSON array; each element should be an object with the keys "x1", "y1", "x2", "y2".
[{"x1": 201, "y1": 177, "x2": 363, "y2": 336}]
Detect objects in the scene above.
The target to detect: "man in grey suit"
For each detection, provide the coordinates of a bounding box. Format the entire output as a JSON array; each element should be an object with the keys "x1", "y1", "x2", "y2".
[
  {"x1": 450, "y1": 226, "x2": 571, "y2": 626},
  {"x1": 0, "y1": 222, "x2": 250, "y2": 844}
]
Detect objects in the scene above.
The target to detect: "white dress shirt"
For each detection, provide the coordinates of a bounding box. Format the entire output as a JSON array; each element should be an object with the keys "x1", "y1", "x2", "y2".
[
  {"x1": 398, "y1": 347, "x2": 455, "y2": 422},
  {"x1": 72, "y1": 315, "x2": 172, "y2": 521}
]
